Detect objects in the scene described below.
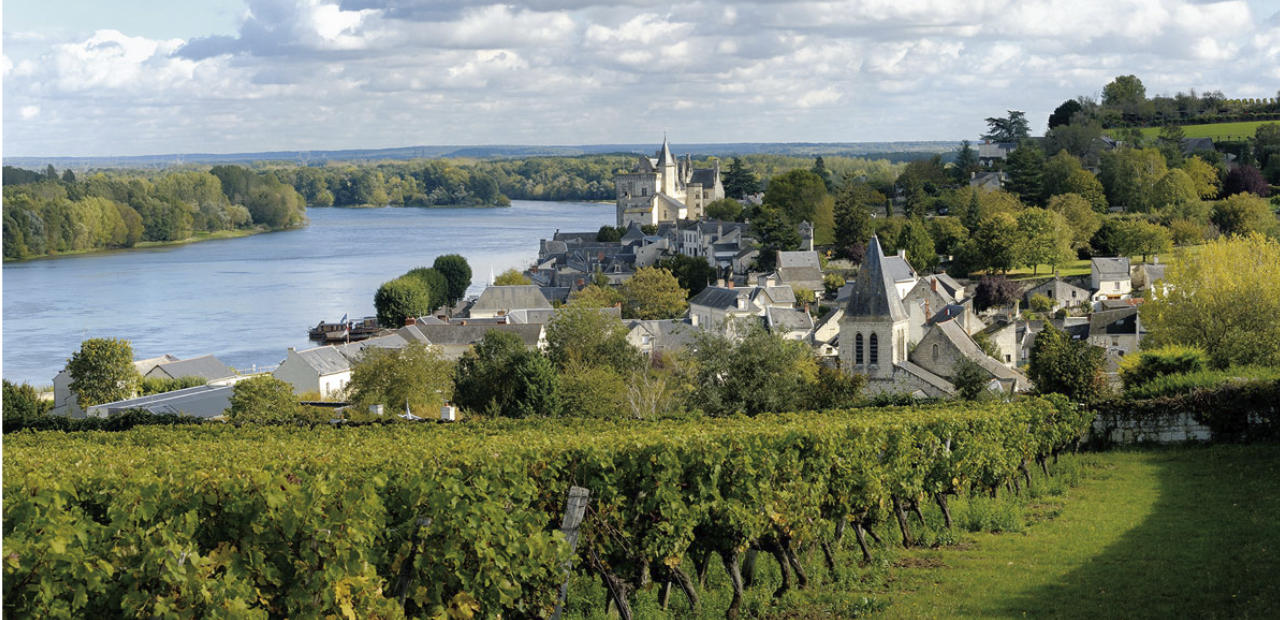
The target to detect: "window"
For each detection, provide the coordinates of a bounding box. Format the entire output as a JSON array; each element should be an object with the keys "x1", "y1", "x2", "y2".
[
  {"x1": 1114, "y1": 281, "x2": 1120, "y2": 290},
  {"x1": 932, "y1": 343, "x2": 939, "y2": 362},
  {"x1": 869, "y1": 333, "x2": 879, "y2": 365},
  {"x1": 855, "y1": 333, "x2": 864, "y2": 364}
]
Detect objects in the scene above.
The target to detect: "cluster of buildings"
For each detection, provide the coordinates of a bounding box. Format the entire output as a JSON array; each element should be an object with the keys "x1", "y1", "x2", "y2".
[{"x1": 50, "y1": 139, "x2": 1162, "y2": 418}]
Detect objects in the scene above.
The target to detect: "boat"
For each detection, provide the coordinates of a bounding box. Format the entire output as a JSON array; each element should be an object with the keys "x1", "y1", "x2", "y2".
[{"x1": 308, "y1": 316, "x2": 384, "y2": 342}]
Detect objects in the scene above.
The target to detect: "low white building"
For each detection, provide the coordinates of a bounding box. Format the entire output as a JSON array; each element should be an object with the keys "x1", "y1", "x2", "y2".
[
  {"x1": 273, "y1": 346, "x2": 352, "y2": 399},
  {"x1": 1090, "y1": 257, "x2": 1132, "y2": 303}
]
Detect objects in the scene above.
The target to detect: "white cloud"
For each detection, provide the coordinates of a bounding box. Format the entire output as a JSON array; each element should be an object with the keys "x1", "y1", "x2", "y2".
[{"x1": 3, "y1": 0, "x2": 1277, "y2": 156}]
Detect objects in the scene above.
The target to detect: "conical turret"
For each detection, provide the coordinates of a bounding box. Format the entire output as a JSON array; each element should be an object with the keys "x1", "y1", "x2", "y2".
[{"x1": 845, "y1": 235, "x2": 908, "y2": 321}]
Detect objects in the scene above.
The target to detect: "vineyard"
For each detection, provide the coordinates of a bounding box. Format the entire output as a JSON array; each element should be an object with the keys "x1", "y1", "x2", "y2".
[{"x1": 3, "y1": 397, "x2": 1091, "y2": 619}]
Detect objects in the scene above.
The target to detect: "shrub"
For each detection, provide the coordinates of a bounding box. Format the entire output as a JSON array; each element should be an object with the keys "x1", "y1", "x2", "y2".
[{"x1": 1118, "y1": 345, "x2": 1209, "y2": 391}]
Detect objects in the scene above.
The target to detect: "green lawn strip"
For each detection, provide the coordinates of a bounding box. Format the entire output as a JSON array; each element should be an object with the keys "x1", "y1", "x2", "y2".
[
  {"x1": 869, "y1": 446, "x2": 1280, "y2": 619},
  {"x1": 1105, "y1": 120, "x2": 1273, "y2": 142}
]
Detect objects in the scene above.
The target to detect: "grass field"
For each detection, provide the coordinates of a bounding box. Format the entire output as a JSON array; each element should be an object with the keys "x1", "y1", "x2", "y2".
[
  {"x1": 564, "y1": 444, "x2": 1280, "y2": 619},
  {"x1": 1106, "y1": 120, "x2": 1275, "y2": 143}
]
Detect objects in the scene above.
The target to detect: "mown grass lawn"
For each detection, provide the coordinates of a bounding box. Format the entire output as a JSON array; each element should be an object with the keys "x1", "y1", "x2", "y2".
[
  {"x1": 1106, "y1": 120, "x2": 1274, "y2": 142},
  {"x1": 563, "y1": 444, "x2": 1280, "y2": 619}
]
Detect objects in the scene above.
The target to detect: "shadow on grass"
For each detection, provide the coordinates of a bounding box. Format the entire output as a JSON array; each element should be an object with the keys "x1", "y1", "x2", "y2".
[{"x1": 1005, "y1": 445, "x2": 1280, "y2": 618}]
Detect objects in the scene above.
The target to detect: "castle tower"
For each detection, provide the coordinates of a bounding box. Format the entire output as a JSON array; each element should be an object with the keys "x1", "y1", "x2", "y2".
[
  {"x1": 657, "y1": 136, "x2": 677, "y2": 196},
  {"x1": 839, "y1": 236, "x2": 909, "y2": 380}
]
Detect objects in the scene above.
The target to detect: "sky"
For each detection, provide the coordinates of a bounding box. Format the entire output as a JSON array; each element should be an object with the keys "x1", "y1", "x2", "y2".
[{"x1": 4, "y1": 0, "x2": 1279, "y2": 157}]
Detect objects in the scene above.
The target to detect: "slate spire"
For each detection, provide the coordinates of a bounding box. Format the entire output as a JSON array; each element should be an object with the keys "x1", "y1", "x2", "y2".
[{"x1": 845, "y1": 235, "x2": 908, "y2": 321}]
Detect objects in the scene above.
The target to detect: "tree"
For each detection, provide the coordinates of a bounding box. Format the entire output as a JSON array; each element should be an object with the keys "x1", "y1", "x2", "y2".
[
  {"x1": 620, "y1": 267, "x2": 688, "y2": 319},
  {"x1": 454, "y1": 330, "x2": 561, "y2": 418},
  {"x1": 811, "y1": 156, "x2": 835, "y2": 192},
  {"x1": 1102, "y1": 75, "x2": 1146, "y2": 108},
  {"x1": 405, "y1": 267, "x2": 448, "y2": 312},
  {"x1": 656, "y1": 254, "x2": 717, "y2": 297},
  {"x1": 1150, "y1": 169, "x2": 1199, "y2": 212},
  {"x1": 952, "y1": 140, "x2": 979, "y2": 183},
  {"x1": 1156, "y1": 124, "x2": 1186, "y2": 167},
  {"x1": 3, "y1": 380, "x2": 51, "y2": 425},
  {"x1": 374, "y1": 276, "x2": 433, "y2": 327},
  {"x1": 971, "y1": 212, "x2": 1021, "y2": 273},
  {"x1": 1016, "y1": 208, "x2": 1073, "y2": 274},
  {"x1": 981, "y1": 111, "x2": 1030, "y2": 143},
  {"x1": 596, "y1": 225, "x2": 623, "y2": 242},
  {"x1": 1142, "y1": 233, "x2": 1280, "y2": 368},
  {"x1": 690, "y1": 326, "x2": 819, "y2": 416},
  {"x1": 896, "y1": 218, "x2": 937, "y2": 272},
  {"x1": 704, "y1": 198, "x2": 743, "y2": 221},
  {"x1": 1126, "y1": 220, "x2": 1172, "y2": 263},
  {"x1": 1047, "y1": 193, "x2": 1101, "y2": 250},
  {"x1": 1221, "y1": 165, "x2": 1270, "y2": 198},
  {"x1": 1044, "y1": 119, "x2": 1104, "y2": 160},
  {"x1": 348, "y1": 342, "x2": 453, "y2": 417},
  {"x1": 952, "y1": 358, "x2": 989, "y2": 401},
  {"x1": 1099, "y1": 148, "x2": 1167, "y2": 212},
  {"x1": 1027, "y1": 324, "x2": 1106, "y2": 403},
  {"x1": 545, "y1": 299, "x2": 641, "y2": 374},
  {"x1": 1047, "y1": 99, "x2": 1084, "y2": 130},
  {"x1": 227, "y1": 375, "x2": 300, "y2": 423},
  {"x1": 1004, "y1": 142, "x2": 1046, "y2": 204},
  {"x1": 433, "y1": 254, "x2": 472, "y2": 306},
  {"x1": 568, "y1": 283, "x2": 623, "y2": 307},
  {"x1": 803, "y1": 365, "x2": 865, "y2": 409},
  {"x1": 763, "y1": 169, "x2": 830, "y2": 238},
  {"x1": 61, "y1": 169, "x2": 77, "y2": 183},
  {"x1": 927, "y1": 216, "x2": 969, "y2": 256},
  {"x1": 974, "y1": 275, "x2": 1020, "y2": 311},
  {"x1": 723, "y1": 157, "x2": 760, "y2": 199},
  {"x1": 1211, "y1": 193, "x2": 1276, "y2": 237},
  {"x1": 750, "y1": 206, "x2": 801, "y2": 271},
  {"x1": 66, "y1": 338, "x2": 140, "y2": 407},
  {"x1": 493, "y1": 268, "x2": 532, "y2": 286},
  {"x1": 833, "y1": 181, "x2": 881, "y2": 249},
  {"x1": 558, "y1": 362, "x2": 626, "y2": 419},
  {"x1": 1180, "y1": 156, "x2": 1221, "y2": 199}
]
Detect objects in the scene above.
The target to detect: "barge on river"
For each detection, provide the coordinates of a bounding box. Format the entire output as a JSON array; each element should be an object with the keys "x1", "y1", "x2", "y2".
[{"x1": 308, "y1": 316, "x2": 383, "y2": 342}]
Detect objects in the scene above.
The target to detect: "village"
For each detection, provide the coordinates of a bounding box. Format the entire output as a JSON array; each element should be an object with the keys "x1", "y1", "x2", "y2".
[{"x1": 43, "y1": 136, "x2": 1168, "y2": 420}]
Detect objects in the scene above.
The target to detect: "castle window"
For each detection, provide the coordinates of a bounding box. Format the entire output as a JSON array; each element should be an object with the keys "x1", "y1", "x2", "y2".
[
  {"x1": 869, "y1": 333, "x2": 879, "y2": 365},
  {"x1": 931, "y1": 344, "x2": 939, "y2": 362},
  {"x1": 855, "y1": 333, "x2": 864, "y2": 364}
]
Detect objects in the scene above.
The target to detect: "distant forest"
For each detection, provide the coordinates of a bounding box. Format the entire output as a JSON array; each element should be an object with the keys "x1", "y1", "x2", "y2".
[{"x1": 3, "y1": 153, "x2": 907, "y2": 259}]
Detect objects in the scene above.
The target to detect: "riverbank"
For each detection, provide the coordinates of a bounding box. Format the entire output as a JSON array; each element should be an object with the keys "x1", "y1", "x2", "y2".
[{"x1": 2, "y1": 227, "x2": 280, "y2": 263}]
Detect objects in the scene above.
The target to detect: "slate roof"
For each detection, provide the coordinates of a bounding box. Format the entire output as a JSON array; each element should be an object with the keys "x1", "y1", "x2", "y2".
[
  {"x1": 776, "y1": 250, "x2": 824, "y2": 286},
  {"x1": 621, "y1": 221, "x2": 646, "y2": 243},
  {"x1": 1091, "y1": 257, "x2": 1131, "y2": 279},
  {"x1": 471, "y1": 285, "x2": 554, "y2": 314},
  {"x1": 932, "y1": 319, "x2": 1028, "y2": 386},
  {"x1": 294, "y1": 346, "x2": 353, "y2": 376},
  {"x1": 977, "y1": 142, "x2": 1017, "y2": 159},
  {"x1": 766, "y1": 307, "x2": 814, "y2": 333},
  {"x1": 690, "y1": 168, "x2": 719, "y2": 188},
  {"x1": 147, "y1": 355, "x2": 236, "y2": 381},
  {"x1": 757, "y1": 285, "x2": 796, "y2": 306},
  {"x1": 552, "y1": 231, "x2": 599, "y2": 244},
  {"x1": 414, "y1": 323, "x2": 544, "y2": 347},
  {"x1": 931, "y1": 273, "x2": 965, "y2": 299},
  {"x1": 88, "y1": 384, "x2": 234, "y2": 419},
  {"x1": 896, "y1": 360, "x2": 957, "y2": 394},
  {"x1": 626, "y1": 319, "x2": 698, "y2": 352},
  {"x1": 536, "y1": 287, "x2": 573, "y2": 304},
  {"x1": 1089, "y1": 308, "x2": 1140, "y2": 336},
  {"x1": 132, "y1": 355, "x2": 181, "y2": 376},
  {"x1": 1025, "y1": 278, "x2": 1089, "y2": 303},
  {"x1": 845, "y1": 236, "x2": 908, "y2": 321},
  {"x1": 882, "y1": 254, "x2": 917, "y2": 284},
  {"x1": 689, "y1": 286, "x2": 746, "y2": 311}
]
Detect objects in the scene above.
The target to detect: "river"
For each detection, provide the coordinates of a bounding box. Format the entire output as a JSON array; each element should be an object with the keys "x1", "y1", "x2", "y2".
[{"x1": 2, "y1": 201, "x2": 615, "y2": 385}]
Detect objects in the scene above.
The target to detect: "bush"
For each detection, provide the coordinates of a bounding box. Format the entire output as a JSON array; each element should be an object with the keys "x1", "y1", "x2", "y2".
[
  {"x1": 1118, "y1": 345, "x2": 1209, "y2": 391},
  {"x1": 1123, "y1": 366, "x2": 1280, "y2": 400},
  {"x1": 140, "y1": 375, "x2": 207, "y2": 395},
  {"x1": 228, "y1": 376, "x2": 302, "y2": 424},
  {"x1": 373, "y1": 276, "x2": 433, "y2": 327}
]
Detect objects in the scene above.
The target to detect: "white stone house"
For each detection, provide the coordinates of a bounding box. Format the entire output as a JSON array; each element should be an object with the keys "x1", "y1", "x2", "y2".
[
  {"x1": 274, "y1": 346, "x2": 352, "y2": 399},
  {"x1": 1090, "y1": 257, "x2": 1132, "y2": 303},
  {"x1": 1024, "y1": 278, "x2": 1091, "y2": 314}
]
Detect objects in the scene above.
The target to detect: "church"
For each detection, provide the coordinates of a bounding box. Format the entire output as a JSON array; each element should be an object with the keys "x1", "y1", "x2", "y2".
[
  {"x1": 839, "y1": 236, "x2": 1030, "y2": 398},
  {"x1": 614, "y1": 137, "x2": 724, "y2": 227}
]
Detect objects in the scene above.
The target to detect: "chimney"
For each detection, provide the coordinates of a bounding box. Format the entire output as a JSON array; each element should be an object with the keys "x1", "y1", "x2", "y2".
[
  {"x1": 898, "y1": 249, "x2": 906, "y2": 259},
  {"x1": 459, "y1": 319, "x2": 467, "y2": 326},
  {"x1": 287, "y1": 347, "x2": 295, "y2": 353},
  {"x1": 727, "y1": 280, "x2": 735, "y2": 289},
  {"x1": 931, "y1": 278, "x2": 937, "y2": 292},
  {"x1": 405, "y1": 316, "x2": 416, "y2": 326}
]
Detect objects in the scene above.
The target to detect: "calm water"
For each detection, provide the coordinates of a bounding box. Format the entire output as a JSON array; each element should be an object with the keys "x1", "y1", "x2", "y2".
[{"x1": 2, "y1": 201, "x2": 613, "y2": 385}]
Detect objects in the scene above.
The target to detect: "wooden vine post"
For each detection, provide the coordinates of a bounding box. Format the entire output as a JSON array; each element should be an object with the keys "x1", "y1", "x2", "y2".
[{"x1": 551, "y1": 486, "x2": 590, "y2": 620}]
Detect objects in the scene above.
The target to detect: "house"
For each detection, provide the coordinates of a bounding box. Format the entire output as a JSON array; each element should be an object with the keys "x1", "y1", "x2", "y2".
[
  {"x1": 775, "y1": 250, "x2": 825, "y2": 292},
  {"x1": 765, "y1": 306, "x2": 815, "y2": 341},
  {"x1": 411, "y1": 323, "x2": 546, "y2": 361},
  {"x1": 85, "y1": 384, "x2": 234, "y2": 419},
  {"x1": 979, "y1": 319, "x2": 1020, "y2": 368},
  {"x1": 52, "y1": 354, "x2": 194, "y2": 418},
  {"x1": 625, "y1": 319, "x2": 698, "y2": 356},
  {"x1": 969, "y1": 171, "x2": 1007, "y2": 190},
  {"x1": 912, "y1": 318, "x2": 1031, "y2": 393},
  {"x1": 688, "y1": 283, "x2": 796, "y2": 335},
  {"x1": 142, "y1": 354, "x2": 237, "y2": 383},
  {"x1": 1133, "y1": 258, "x2": 1168, "y2": 294},
  {"x1": 274, "y1": 346, "x2": 353, "y2": 398},
  {"x1": 882, "y1": 250, "x2": 919, "y2": 299},
  {"x1": 1023, "y1": 278, "x2": 1090, "y2": 313},
  {"x1": 1086, "y1": 307, "x2": 1142, "y2": 356},
  {"x1": 1090, "y1": 257, "x2": 1132, "y2": 302},
  {"x1": 977, "y1": 142, "x2": 1017, "y2": 167},
  {"x1": 469, "y1": 285, "x2": 554, "y2": 319}
]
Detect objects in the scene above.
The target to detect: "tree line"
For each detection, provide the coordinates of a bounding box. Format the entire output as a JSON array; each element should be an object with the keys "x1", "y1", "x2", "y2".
[{"x1": 2, "y1": 165, "x2": 306, "y2": 260}]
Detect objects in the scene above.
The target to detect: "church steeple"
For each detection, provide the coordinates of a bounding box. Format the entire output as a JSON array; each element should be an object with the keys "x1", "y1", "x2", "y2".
[
  {"x1": 657, "y1": 134, "x2": 673, "y2": 167},
  {"x1": 845, "y1": 235, "x2": 908, "y2": 321}
]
